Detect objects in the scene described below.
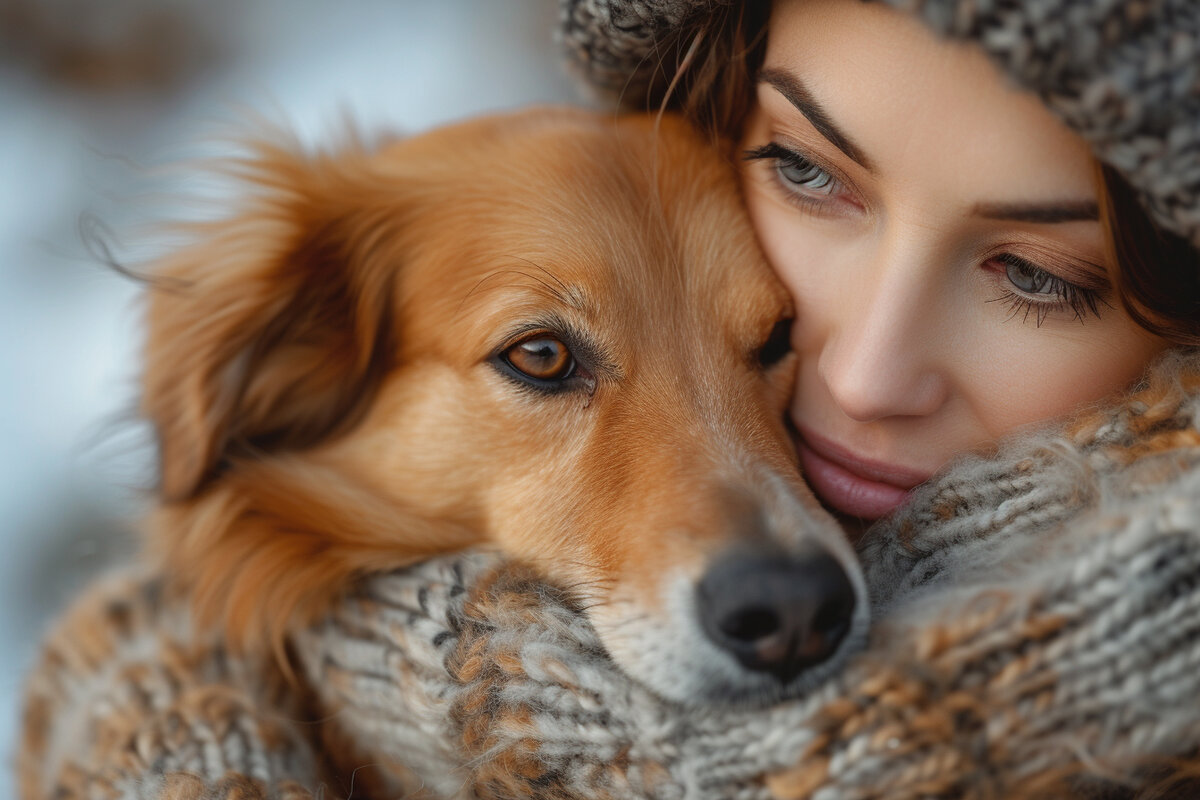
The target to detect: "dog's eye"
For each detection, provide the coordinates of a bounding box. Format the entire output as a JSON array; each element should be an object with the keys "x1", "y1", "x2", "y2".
[
  {"x1": 504, "y1": 335, "x2": 576, "y2": 382},
  {"x1": 758, "y1": 318, "x2": 794, "y2": 368}
]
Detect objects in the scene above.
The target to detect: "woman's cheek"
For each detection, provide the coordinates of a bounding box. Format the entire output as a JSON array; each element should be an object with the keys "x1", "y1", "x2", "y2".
[
  {"x1": 967, "y1": 321, "x2": 1169, "y2": 441},
  {"x1": 742, "y1": 183, "x2": 842, "y2": 341}
]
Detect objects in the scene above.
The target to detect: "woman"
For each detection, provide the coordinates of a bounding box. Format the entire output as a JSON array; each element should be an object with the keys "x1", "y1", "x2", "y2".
[
  {"x1": 20, "y1": 1, "x2": 1200, "y2": 799},
  {"x1": 568, "y1": 0, "x2": 1199, "y2": 528}
]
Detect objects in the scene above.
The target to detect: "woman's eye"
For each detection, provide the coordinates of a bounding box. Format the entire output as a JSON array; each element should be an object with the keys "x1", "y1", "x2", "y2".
[
  {"x1": 744, "y1": 142, "x2": 849, "y2": 211},
  {"x1": 503, "y1": 335, "x2": 575, "y2": 382},
  {"x1": 1004, "y1": 255, "x2": 1054, "y2": 294},
  {"x1": 776, "y1": 155, "x2": 834, "y2": 194},
  {"x1": 991, "y1": 253, "x2": 1106, "y2": 325}
]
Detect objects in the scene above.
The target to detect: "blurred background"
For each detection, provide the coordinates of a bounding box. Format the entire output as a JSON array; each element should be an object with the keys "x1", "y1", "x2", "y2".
[{"x1": 0, "y1": 0, "x2": 582, "y2": 772}]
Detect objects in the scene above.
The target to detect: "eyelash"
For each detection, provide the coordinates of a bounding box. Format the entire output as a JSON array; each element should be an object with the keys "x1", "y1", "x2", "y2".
[
  {"x1": 743, "y1": 142, "x2": 846, "y2": 212},
  {"x1": 988, "y1": 253, "x2": 1109, "y2": 326}
]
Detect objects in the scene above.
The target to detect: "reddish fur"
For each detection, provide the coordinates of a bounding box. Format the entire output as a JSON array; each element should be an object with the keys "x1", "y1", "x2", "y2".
[{"x1": 142, "y1": 109, "x2": 812, "y2": 661}]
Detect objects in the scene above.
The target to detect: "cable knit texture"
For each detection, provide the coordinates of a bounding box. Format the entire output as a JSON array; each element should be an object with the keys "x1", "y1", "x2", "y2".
[
  {"x1": 20, "y1": 349, "x2": 1200, "y2": 799},
  {"x1": 559, "y1": 0, "x2": 1200, "y2": 247}
]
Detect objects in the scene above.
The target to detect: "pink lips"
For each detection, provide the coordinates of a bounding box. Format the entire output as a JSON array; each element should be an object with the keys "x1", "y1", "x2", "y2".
[{"x1": 794, "y1": 426, "x2": 930, "y2": 521}]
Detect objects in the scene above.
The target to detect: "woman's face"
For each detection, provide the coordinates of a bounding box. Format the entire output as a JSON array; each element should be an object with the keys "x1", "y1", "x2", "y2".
[{"x1": 740, "y1": 0, "x2": 1168, "y2": 523}]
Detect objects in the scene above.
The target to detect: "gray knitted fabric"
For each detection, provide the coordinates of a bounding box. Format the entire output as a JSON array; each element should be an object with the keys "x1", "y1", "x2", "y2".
[
  {"x1": 292, "y1": 349, "x2": 1200, "y2": 799},
  {"x1": 559, "y1": 0, "x2": 1200, "y2": 247},
  {"x1": 18, "y1": 574, "x2": 320, "y2": 800}
]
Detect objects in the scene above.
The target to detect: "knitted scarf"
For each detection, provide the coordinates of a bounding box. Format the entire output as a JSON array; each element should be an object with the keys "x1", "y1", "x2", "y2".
[{"x1": 19, "y1": 349, "x2": 1200, "y2": 799}]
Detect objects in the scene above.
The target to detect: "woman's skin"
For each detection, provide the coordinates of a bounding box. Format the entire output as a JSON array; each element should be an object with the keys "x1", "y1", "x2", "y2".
[{"x1": 739, "y1": 0, "x2": 1169, "y2": 524}]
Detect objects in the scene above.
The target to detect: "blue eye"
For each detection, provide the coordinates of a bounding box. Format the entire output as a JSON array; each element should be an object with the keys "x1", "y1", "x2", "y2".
[
  {"x1": 991, "y1": 253, "x2": 1108, "y2": 325},
  {"x1": 1004, "y1": 255, "x2": 1055, "y2": 294},
  {"x1": 777, "y1": 156, "x2": 834, "y2": 193},
  {"x1": 744, "y1": 142, "x2": 848, "y2": 211}
]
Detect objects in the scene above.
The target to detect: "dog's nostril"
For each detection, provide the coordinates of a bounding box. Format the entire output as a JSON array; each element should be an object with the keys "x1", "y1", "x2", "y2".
[
  {"x1": 813, "y1": 595, "x2": 852, "y2": 639},
  {"x1": 697, "y1": 548, "x2": 857, "y2": 683},
  {"x1": 720, "y1": 607, "x2": 781, "y2": 642}
]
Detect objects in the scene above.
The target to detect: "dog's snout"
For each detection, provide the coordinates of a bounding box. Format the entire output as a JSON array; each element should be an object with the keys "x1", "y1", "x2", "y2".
[{"x1": 697, "y1": 549, "x2": 857, "y2": 683}]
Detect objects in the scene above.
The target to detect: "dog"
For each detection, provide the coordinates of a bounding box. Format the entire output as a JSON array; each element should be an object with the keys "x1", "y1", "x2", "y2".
[{"x1": 142, "y1": 108, "x2": 868, "y2": 705}]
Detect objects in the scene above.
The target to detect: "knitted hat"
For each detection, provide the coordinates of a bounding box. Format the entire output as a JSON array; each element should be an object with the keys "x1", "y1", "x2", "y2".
[{"x1": 559, "y1": 0, "x2": 1200, "y2": 249}]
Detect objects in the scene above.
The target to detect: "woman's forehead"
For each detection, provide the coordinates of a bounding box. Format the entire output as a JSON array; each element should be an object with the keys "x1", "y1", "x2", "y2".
[{"x1": 761, "y1": 0, "x2": 1097, "y2": 207}]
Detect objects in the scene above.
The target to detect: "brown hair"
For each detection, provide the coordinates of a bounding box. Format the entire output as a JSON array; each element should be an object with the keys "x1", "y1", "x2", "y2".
[
  {"x1": 637, "y1": 1, "x2": 770, "y2": 143},
  {"x1": 647, "y1": 1, "x2": 1200, "y2": 345},
  {"x1": 1099, "y1": 164, "x2": 1200, "y2": 344}
]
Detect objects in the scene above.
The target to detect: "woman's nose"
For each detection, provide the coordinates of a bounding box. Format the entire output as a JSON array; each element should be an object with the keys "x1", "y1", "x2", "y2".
[{"x1": 815, "y1": 256, "x2": 950, "y2": 423}]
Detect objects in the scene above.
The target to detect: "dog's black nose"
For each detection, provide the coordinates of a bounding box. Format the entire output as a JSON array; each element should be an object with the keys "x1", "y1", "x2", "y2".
[{"x1": 696, "y1": 548, "x2": 856, "y2": 683}]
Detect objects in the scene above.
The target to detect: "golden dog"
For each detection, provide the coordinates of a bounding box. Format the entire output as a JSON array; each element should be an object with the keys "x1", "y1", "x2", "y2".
[{"x1": 142, "y1": 109, "x2": 866, "y2": 704}]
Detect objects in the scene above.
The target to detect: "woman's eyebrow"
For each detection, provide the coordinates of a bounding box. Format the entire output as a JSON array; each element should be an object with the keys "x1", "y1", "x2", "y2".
[
  {"x1": 759, "y1": 67, "x2": 875, "y2": 173},
  {"x1": 972, "y1": 201, "x2": 1099, "y2": 223}
]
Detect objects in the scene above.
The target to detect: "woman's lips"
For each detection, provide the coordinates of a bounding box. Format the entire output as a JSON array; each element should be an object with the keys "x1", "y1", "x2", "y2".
[{"x1": 793, "y1": 427, "x2": 931, "y2": 521}]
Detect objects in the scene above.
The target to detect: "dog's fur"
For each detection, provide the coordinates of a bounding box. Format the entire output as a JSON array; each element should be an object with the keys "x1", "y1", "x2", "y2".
[{"x1": 142, "y1": 109, "x2": 866, "y2": 704}]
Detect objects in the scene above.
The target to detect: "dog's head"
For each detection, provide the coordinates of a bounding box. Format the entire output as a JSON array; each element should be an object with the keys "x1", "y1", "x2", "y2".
[{"x1": 143, "y1": 109, "x2": 867, "y2": 705}]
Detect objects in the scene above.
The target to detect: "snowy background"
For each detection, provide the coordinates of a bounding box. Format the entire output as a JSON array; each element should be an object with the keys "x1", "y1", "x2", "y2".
[{"x1": 0, "y1": 0, "x2": 580, "y2": 775}]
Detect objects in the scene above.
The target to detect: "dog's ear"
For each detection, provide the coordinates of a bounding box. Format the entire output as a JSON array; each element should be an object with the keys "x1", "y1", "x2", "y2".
[{"x1": 143, "y1": 142, "x2": 401, "y2": 501}]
